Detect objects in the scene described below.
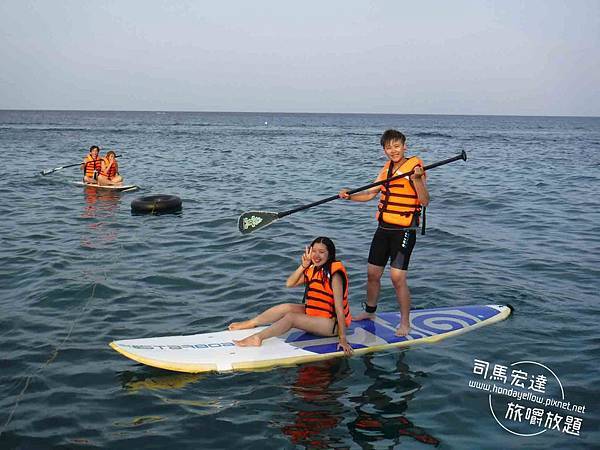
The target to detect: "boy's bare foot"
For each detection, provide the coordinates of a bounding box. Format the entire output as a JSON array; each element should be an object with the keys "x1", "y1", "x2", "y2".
[
  {"x1": 228, "y1": 320, "x2": 256, "y2": 331},
  {"x1": 353, "y1": 312, "x2": 375, "y2": 321},
  {"x1": 233, "y1": 335, "x2": 263, "y2": 347},
  {"x1": 395, "y1": 322, "x2": 411, "y2": 336}
]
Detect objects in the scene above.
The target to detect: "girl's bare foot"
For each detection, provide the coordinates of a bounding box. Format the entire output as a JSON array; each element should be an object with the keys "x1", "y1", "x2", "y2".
[
  {"x1": 228, "y1": 320, "x2": 256, "y2": 331},
  {"x1": 233, "y1": 335, "x2": 263, "y2": 347}
]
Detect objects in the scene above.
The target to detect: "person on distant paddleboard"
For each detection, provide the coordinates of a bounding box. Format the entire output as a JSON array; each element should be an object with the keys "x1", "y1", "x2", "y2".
[
  {"x1": 339, "y1": 129, "x2": 429, "y2": 336},
  {"x1": 81, "y1": 145, "x2": 103, "y2": 184},
  {"x1": 97, "y1": 150, "x2": 123, "y2": 186},
  {"x1": 230, "y1": 237, "x2": 354, "y2": 355}
]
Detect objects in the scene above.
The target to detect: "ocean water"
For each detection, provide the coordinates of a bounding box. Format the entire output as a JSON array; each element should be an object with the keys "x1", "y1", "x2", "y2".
[{"x1": 0, "y1": 110, "x2": 598, "y2": 449}]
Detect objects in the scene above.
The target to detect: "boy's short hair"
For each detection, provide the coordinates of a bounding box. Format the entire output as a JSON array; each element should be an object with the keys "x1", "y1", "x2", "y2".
[{"x1": 380, "y1": 129, "x2": 406, "y2": 147}]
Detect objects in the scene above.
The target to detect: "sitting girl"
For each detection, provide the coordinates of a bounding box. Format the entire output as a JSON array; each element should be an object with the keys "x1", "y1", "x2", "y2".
[
  {"x1": 230, "y1": 237, "x2": 353, "y2": 355},
  {"x1": 97, "y1": 150, "x2": 123, "y2": 186}
]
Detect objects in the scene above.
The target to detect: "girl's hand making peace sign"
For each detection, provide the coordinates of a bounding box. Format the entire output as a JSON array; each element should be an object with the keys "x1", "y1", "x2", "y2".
[{"x1": 301, "y1": 246, "x2": 312, "y2": 269}]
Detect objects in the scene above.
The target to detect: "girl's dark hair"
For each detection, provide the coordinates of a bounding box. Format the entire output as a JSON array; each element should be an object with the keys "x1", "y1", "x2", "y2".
[
  {"x1": 380, "y1": 129, "x2": 406, "y2": 147},
  {"x1": 310, "y1": 236, "x2": 336, "y2": 263}
]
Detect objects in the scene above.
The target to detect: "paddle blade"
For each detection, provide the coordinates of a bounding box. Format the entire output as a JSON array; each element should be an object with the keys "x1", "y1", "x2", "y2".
[
  {"x1": 238, "y1": 211, "x2": 279, "y2": 234},
  {"x1": 40, "y1": 167, "x2": 59, "y2": 176}
]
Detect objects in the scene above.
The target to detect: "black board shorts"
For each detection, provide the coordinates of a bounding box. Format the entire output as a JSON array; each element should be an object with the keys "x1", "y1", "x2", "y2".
[{"x1": 368, "y1": 226, "x2": 417, "y2": 270}]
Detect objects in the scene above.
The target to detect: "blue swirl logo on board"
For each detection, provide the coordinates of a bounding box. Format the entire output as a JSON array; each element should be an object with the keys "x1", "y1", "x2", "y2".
[{"x1": 411, "y1": 312, "x2": 478, "y2": 335}]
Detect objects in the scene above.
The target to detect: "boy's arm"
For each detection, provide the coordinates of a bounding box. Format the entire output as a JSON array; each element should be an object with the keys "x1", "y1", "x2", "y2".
[
  {"x1": 340, "y1": 189, "x2": 379, "y2": 202},
  {"x1": 339, "y1": 173, "x2": 381, "y2": 202}
]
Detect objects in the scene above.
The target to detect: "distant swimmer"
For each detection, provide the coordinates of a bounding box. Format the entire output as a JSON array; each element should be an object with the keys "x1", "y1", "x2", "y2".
[
  {"x1": 97, "y1": 150, "x2": 123, "y2": 186},
  {"x1": 81, "y1": 145, "x2": 103, "y2": 184},
  {"x1": 230, "y1": 237, "x2": 354, "y2": 355}
]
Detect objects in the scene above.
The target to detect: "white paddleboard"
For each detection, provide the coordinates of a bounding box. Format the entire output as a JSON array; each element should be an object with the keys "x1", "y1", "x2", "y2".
[
  {"x1": 110, "y1": 305, "x2": 512, "y2": 373},
  {"x1": 73, "y1": 181, "x2": 139, "y2": 192}
]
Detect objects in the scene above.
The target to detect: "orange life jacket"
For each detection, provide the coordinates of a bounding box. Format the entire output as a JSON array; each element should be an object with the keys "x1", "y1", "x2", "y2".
[
  {"x1": 303, "y1": 261, "x2": 351, "y2": 327},
  {"x1": 83, "y1": 155, "x2": 102, "y2": 178},
  {"x1": 101, "y1": 158, "x2": 118, "y2": 179},
  {"x1": 376, "y1": 156, "x2": 424, "y2": 227}
]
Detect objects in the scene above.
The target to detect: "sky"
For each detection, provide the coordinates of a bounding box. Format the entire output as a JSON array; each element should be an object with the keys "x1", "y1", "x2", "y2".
[{"x1": 0, "y1": 0, "x2": 599, "y2": 116}]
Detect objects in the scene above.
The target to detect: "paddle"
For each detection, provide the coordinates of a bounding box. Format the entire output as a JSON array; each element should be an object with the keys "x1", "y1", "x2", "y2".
[
  {"x1": 238, "y1": 150, "x2": 467, "y2": 234},
  {"x1": 40, "y1": 154, "x2": 122, "y2": 176}
]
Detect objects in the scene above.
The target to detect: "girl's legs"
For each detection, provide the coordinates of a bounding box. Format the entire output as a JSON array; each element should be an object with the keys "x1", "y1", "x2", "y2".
[
  {"x1": 228, "y1": 303, "x2": 304, "y2": 330},
  {"x1": 97, "y1": 175, "x2": 123, "y2": 186},
  {"x1": 97, "y1": 175, "x2": 110, "y2": 186},
  {"x1": 234, "y1": 313, "x2": 335, "y2": 347}
]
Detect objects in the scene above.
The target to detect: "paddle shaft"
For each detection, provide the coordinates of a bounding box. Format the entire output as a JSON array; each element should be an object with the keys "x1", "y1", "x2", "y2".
[
  {"x1": 277, "y1": 150, "x2": 467, "y2": 219},
  {"x1": 41, "y1": 154, "x2": 122, "y2": 175}
]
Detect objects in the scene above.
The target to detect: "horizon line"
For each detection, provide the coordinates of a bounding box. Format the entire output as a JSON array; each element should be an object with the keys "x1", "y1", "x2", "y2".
[{"x1": 0, "y1": 108, "x2": 598, "y2": 119}]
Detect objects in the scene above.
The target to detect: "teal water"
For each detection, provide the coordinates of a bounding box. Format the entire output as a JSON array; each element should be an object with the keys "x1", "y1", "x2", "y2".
[{"x1": 0, "y1": 110, "x2": 598, "y2": 449}]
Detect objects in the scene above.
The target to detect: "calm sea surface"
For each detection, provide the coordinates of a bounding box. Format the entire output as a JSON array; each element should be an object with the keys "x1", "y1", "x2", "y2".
[{"x1": 0, "y1": 110, "x2": 598, "y2": 449}]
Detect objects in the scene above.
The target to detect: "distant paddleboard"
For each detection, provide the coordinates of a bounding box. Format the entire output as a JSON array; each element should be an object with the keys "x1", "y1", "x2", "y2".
[
  {"x1": 110, "y1": 304, "x2": 511, "y2": 373},
  {"x1": 73, "y1": 181, "x2": 139, "y2": 192}
]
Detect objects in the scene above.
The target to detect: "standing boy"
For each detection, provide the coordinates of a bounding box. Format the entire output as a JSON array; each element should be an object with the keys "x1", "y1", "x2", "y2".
[{"x1": 339, "y1": 129, "x2": 429, "y2": 336}]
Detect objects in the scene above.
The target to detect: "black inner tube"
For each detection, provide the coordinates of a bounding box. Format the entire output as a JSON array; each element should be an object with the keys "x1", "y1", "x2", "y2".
[{"x1": 131, "y1": 194, "x2": 182, "y2": 214}]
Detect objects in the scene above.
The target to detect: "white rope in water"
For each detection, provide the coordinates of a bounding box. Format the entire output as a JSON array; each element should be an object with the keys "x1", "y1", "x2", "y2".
[
  {"x1": 0, "y1": 281, "x2": 99, "y2": 438},
  {"x1": 1, "y1": 206, "x2": 135, "y2": 439}
]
